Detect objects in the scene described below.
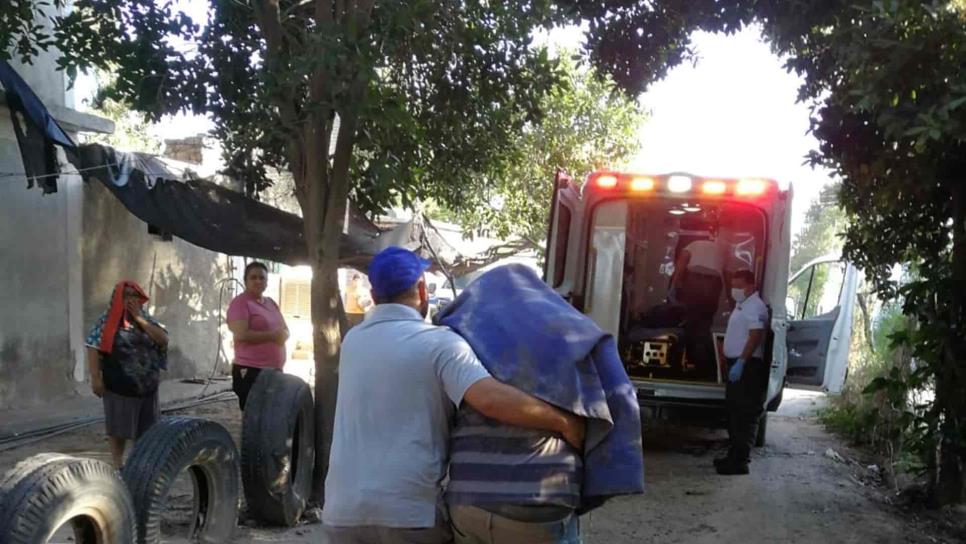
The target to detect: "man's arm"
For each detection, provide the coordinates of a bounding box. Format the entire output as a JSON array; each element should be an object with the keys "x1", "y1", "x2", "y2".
[
  {"x1": 740, "y1": 329, "x2": 765, "y2": 360},
  {"x1": 463, "y1": 378, "x2": 586, "y2": 449}
]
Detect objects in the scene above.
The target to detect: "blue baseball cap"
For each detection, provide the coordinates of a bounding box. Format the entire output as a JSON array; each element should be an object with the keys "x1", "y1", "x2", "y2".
[{"x1": 368, "y1": 246, "x2": 432, "y2": 301}]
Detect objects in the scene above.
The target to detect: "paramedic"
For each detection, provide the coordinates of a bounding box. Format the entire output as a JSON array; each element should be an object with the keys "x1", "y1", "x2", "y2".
[
  {"x1": 670, "y1": 226, "x2": 725, "y2": 381},
  {"x1": 715, "y1": 269, "x2": 770, "y2": 475}
]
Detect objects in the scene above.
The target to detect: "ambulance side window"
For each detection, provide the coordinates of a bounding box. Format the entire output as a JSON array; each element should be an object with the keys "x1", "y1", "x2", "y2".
[
  {"x1": 552, "y1": 206, "x2": 572, "y2": 287},
  {"x1": 787, "y1": 261, "x2": 847, "y2": 320}
]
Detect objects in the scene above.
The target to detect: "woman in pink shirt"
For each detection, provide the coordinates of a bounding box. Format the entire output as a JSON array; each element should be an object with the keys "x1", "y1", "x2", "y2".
[{"x1": 227, "y1": 262, "x2": 289, "y2": 409}]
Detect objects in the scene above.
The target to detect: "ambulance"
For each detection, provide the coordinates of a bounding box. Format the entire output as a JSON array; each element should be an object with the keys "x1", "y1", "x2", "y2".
[{"x1": 544, "y1": 171, "x2": 858, "y2": 444}]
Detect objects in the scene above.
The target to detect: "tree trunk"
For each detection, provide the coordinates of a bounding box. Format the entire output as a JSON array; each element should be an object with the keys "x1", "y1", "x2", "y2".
[
  {"x1": 307, "y1": 104, "x2": 360, "y2": 502},
  {"x1": 933, "y1": 181, "x2": 966, "y2": 506},
  {"x1": 254, "y1": 0, "x2": 374, "y2": 505},
  {"x1": 309, "y1": 250, "x2": 342, "y2": 503}
]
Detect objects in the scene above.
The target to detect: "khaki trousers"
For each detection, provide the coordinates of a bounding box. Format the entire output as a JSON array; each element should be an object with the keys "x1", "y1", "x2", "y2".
[{"x1": 449, "y1": 505, "x2": 580, "y2": 544}]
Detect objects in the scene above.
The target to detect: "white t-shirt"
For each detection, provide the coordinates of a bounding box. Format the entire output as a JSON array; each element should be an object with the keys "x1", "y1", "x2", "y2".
[
  {"x1": 322, "y1": 303, "x2": 491, "y2": 529},
  {"x1": 685, "y1": 239, "x2": 725, "y2": 276},
  {"x1": 723, "y1": 292, "x2": 769, "y2": 358}
]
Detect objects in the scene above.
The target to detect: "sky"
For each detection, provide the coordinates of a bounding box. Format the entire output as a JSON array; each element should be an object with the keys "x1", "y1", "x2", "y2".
[{"x1": 628, "y1": 28, "x2": 833, "y2": 234}]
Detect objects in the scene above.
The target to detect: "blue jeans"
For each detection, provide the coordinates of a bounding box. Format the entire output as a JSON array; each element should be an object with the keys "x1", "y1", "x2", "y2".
[{"x1": 450, "y1": 505, "x2": 581, "y2": 544}]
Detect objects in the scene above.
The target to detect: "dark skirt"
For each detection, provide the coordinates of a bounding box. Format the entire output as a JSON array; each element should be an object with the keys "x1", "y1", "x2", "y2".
[{"x1": 103, "y1": 389, "x2": 160, "y2": 439}]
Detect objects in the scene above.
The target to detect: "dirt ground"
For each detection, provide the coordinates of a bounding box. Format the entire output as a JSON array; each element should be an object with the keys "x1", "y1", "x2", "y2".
[{"x1": 1, "y1": 389, "x2": 963, "y2": 544}]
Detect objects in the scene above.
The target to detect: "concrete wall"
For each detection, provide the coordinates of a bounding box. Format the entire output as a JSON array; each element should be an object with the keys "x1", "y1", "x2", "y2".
[
  {"x1": 0, "y1": 111, "x2": 81, "y2": 409},
  {"x1": 81, "y1": 181, "x2": 232, "y2": 382},
  {"x1": 0, "y1": 7, "x2": 232, "y2": 410}
]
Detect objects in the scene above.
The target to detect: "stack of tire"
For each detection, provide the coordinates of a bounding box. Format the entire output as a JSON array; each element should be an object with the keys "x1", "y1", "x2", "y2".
[{"x1": 0, "y1": 370, "x2": 315, "y2": 543}]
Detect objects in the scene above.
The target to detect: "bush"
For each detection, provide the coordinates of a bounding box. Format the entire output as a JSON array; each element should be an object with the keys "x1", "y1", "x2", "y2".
[{"x1": 820, "y1": 300, "x2": 931, "y2": 483}]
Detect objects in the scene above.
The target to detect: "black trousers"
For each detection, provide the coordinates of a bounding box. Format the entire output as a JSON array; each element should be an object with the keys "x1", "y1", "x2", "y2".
[
  {"x1": 725, "y1": 357, "x2": 769, "y2": 464},
  {"x1": 681, "y1": 271, "x2": 722, "y2": 382},
  {"x1": 231, "y1": 364, "x2": 264, "y2": 410}
]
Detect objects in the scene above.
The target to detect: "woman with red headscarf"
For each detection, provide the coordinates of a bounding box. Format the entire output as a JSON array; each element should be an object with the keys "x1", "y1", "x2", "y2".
[{"x1": 85, "y1": 280, "x2": 169, "y2": 468}]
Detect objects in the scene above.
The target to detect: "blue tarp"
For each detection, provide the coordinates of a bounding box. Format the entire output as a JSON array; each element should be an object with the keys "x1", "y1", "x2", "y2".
[
  {"x1": 436, "y1": 264, "x2": 645, "y2": 510},
  {"x1": 0, "y1": 60, "x2": 75, "y2": 149},
  {"x1": 0, "y1": 60, "x2": 78, "y2": 193}
]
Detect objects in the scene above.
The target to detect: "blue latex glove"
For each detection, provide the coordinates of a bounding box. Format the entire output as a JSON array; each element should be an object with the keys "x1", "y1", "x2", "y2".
[{"x1": 728, "y1": 358, "x2": 746, "y2": 383}]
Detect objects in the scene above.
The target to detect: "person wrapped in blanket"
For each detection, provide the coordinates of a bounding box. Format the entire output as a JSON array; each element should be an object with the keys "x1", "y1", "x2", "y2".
[
  {"x1": 85, "y1": 281, "x2": 168, "y2": 469},
  {"x1": 437, "y1": 264, "x2": 645, "y2": 544}
]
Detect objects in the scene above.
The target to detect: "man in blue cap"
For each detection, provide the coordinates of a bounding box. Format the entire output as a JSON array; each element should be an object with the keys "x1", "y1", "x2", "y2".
[{"x1": 322, "y1": 247, "x2": 585, "y2": 543}]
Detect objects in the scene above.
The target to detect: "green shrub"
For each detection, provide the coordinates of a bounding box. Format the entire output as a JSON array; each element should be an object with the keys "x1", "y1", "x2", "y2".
[{"x1": 820, "y1": 301, "x2": 930, "y2": 478}]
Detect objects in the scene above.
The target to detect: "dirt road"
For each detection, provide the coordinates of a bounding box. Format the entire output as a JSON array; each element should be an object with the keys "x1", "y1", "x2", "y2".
[
  {"x1": 1, "y1": 389, "x2": 960, "y2": 543},
  {"x1": 581, "y1": 390, "x2": 961, "y2": 544}
]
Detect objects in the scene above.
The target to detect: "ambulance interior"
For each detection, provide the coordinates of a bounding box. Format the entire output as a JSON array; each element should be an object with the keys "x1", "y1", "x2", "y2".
[{"x1": 612, "y1": 200, "x2": 767, "y2": 384}]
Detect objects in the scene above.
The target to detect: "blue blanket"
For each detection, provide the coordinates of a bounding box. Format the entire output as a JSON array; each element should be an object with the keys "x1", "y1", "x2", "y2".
[{"x1": 436, "y1": 264, "x2": 644, "y2": 509}]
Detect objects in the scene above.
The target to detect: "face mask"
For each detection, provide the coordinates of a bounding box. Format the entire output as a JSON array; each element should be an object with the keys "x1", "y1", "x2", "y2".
[{"x1": 731, "y1": 288, "x2": 748, "y2": 303}]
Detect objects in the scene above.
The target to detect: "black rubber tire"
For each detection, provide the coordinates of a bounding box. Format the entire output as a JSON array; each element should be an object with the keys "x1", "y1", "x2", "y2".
[
  {"x1": 754, "y1": 413, "x2": 768, "y2": 448},
  {"x1": 121, "y1": 416, "x2": 239, "y2": 544},
  {"x1": 0, "y1": 453, "x2": 136, "y2": 544},
  {"x1": 241, "y1": 370, "x2": 315, "y2": 526}
]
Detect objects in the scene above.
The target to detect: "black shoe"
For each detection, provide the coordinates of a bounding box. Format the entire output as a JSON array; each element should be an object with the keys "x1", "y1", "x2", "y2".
[
  {"x1": 716, "y1": 462, "x2": 750, "y2": 475},
  {"x1": 714, "y1": 454, "x2": 749, "y2": 467}
]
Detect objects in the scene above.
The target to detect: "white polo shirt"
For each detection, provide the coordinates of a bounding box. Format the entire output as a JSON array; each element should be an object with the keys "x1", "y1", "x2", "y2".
[
  {"x1": 323, "y1": 303, "x2": 491, "y2": 528},
  {"x1": 685, "y1": 239, "x2": 725, "y2": 276},
  {"x1": 723, "y1": 292, "x2": 769, "y2": 359}
]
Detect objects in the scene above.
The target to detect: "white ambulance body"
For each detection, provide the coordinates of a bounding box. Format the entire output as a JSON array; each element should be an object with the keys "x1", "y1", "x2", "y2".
[{"x1": 544, "y1": 171, "x2": 857, "y2": 442}]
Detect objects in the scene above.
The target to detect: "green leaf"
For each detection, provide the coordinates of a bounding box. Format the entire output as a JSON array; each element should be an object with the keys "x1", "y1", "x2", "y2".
[{"x1": 946, "y1": 95, "x2": 966, "y2": 112}]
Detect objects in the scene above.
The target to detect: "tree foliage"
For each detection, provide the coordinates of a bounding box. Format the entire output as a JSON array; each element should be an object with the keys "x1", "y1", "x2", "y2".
[
  {"x1": 564, "y1": 0, "x2": 966, "y2": 505},
  {"x1": 457, "y1": 53, "x2": 647, "y2": 251},
  {"x1": 79, "y1": 75, "x2": 162, "y2": 154},
  {"x1": 790, "y1": 182, "x2": 846, "y2": 274},
  {"x1": 786, "y1": 183, "x2": 847, "y2": 321},
  {"x1": 2, "y1": 1, "x2": 565, "y2": 211}
]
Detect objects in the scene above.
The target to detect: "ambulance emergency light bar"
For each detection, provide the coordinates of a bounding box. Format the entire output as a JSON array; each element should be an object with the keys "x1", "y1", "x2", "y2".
[{"x1": 585, "y1": 172, "x2": 777, "y2": 198}]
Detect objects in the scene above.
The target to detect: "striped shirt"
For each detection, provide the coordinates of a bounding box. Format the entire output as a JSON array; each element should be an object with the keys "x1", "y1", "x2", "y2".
[{"x1": 446, "y1": 407, "x2": 582, "y2": 510}]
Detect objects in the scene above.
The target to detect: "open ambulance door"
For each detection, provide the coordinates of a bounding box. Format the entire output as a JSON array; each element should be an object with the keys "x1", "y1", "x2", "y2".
[
  {"x1": 544, "y1": 170, "x2": 581, "y2": 295},
  {"x1": 784, "y1": 256, "x2": 859, "y2": 393}
]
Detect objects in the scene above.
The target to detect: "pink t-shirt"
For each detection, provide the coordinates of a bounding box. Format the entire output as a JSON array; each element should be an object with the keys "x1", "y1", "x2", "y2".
[{"x1": 227, "y1": 294, "x2": 287, "y2": 369}]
